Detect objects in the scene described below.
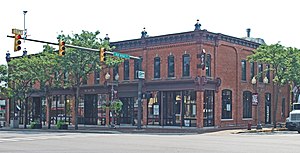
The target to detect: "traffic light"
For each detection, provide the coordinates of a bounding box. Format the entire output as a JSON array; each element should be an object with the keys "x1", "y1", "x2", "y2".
[
  {"x1": 59, "y1": 40, "x2": 65, "y2": 56},
  {"x1": 100, "y1": 47, "x2": 106, "y2": 62},
  {"x1": 14, "y1": 34, "x2": 22, "y2": 51}
]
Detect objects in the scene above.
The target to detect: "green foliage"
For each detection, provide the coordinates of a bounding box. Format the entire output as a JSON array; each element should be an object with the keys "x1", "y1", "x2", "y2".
[
  {"x1": 110, "y1": 99, "x2": 123, "y2": 113},
  {"x1": 0, "y1": 64, "x2": 12, "y2": 98},
  {"x1": 247, "y1": 43, "x2": 300, "y2": 86},
  {"x1": 56, "y1": 120, "x2": 66, "y2": 129},
  {"x1": 30, "y1": 121, "x2": 40, "y2": 129}
]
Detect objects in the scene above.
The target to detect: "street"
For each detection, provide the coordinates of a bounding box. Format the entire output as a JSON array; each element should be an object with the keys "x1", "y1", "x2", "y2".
[{"x1": 0, "y1": 130, "x2": 300, "y2": 153}]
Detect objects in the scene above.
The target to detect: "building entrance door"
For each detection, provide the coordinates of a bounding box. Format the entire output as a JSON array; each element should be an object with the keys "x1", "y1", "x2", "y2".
[
  {"x1": 204, "y1": 90, "x2": 215, "y2": 127},
  {"x1": 84, "y1": 94, "x2": 98, "y2": 125},
  {"x1": 162, "y1": 91, "x2": 182, "y2": 126},
  {"x1": 119, "y1": 97, "x2": 134, "y2": 125}
]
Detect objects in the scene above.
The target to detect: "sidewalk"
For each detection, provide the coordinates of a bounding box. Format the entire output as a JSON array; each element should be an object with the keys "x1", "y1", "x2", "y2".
[
  {"x1": 0, "y1": 124, "x2": 245, "y2": 134},
  {"x1": 0, "y1": 124, "x2": 288, "y2": 134}
]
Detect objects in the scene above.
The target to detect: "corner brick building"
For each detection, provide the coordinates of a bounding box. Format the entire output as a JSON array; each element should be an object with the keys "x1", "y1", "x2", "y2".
[{"x1": 7, "y1": 21, "x2": 290, "y2": 128}]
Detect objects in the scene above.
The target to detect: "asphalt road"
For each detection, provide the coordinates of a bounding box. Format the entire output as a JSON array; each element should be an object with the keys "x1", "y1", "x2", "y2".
[{"x1": 0, "y1": 130, "x2": 299, "y2": 153}]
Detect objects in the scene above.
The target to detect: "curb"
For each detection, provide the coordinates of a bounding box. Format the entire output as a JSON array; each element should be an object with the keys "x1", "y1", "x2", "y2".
[{"x1": 232, "y1": 128, "x2": 288, "y2": 134}]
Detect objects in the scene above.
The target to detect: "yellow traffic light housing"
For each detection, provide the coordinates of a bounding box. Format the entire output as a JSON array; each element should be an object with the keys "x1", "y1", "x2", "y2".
[
  {"x1": 14, "y1": 34, "x2": 22, "y2": 51},
  {"x1": 100, "y1": 48, "x2": 106, "y2": 62},
  {"x1": 59, "y1": 40, "x2": 65, "y2": 56}
]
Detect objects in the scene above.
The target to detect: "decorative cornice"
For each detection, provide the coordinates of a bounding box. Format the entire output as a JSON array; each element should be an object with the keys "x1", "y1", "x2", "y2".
[{"x1": 111, "y1": 30, "x2": 261, "y2": 51}]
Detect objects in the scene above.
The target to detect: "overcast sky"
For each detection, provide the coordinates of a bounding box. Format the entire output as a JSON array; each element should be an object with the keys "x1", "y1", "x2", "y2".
[{"x1": 1, "y1": 0, "x2": 299, "y2": 65}]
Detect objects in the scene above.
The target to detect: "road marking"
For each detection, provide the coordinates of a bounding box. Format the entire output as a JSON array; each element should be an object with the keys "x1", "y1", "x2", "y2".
[{"x1": 0, "y1": 133, "x2": 96, "y2": 143}]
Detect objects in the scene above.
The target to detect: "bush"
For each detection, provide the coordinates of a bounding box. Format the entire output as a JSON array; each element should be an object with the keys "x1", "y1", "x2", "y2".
[
  {"x1": 30, "y1": 121, "x2": 42, "y2": 129},
  {"x1": 56, "y1": 120, "x2": 67, "y2": 129}
]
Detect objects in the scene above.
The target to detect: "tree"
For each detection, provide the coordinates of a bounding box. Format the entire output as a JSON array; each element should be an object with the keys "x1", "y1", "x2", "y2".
[
  {"x1": 56, "y1": 30, "x2": 123, "y2": 130},
  {"x1": 0, "y1": 64, "x2": 12, "y2": 98},
  {"x1": 33, "y1": 46, "x2": 61, "y2": 129},
  {"x1": 247, "y1": 43, "x2": 300, "y2": 128},
  {"x1": 8, "y1": 54, "x2": 40, "y2": 128}
]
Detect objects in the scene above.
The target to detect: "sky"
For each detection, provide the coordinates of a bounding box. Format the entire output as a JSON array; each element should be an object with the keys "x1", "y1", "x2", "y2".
[{"x1": 1, "y1": 0, "x2": 299, "y2": 65}]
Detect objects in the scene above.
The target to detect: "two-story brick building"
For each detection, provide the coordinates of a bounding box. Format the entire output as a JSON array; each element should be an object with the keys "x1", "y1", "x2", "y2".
[{"x1": 7, "y1": 20, "x2": 290, "y2": 128}]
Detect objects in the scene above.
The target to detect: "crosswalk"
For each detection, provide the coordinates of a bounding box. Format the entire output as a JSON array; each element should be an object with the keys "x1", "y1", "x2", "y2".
[{"x1": 0, "y1": 133, "x2": 98, "y2": 143}]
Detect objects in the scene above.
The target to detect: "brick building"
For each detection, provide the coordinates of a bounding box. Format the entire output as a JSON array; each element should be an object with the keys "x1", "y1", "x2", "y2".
[{"x1": 7, "y1": 20, "x2": 290, "y2": 128}]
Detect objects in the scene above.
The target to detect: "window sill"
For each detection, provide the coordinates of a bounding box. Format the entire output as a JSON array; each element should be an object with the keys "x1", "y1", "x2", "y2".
[
  {"x1": 166, "y1": 77, "x2": 176, "y2": 80},
  {"x1": 181, "y1": 76, "x2": 192, "y2": 80},
  {"x1": 242, "y1": 118, "x2": 253, "y2": 121},
  {"x1": 241, "y1": 80, "x2": 247, "y2": 83},
  {"x1": 152, "y1": 78, "x2": 162, "y2": 81},
  {"x1": 221, "y1": 119, "x2": 233, "y2": 121}
]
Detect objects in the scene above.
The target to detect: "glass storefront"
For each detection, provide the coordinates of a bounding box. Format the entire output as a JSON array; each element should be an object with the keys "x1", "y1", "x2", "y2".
[{"x1": 147, "y1": 90, "x2": 196, "y2": 127}]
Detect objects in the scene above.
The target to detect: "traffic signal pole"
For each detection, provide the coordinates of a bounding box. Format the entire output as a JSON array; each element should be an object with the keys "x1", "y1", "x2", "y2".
[
  {"x1": 7, "y1": 35, "x2": 141, "y2": 60},
  {"x1": 7, "y1": 35, "x2": 144, "y2": 130}
]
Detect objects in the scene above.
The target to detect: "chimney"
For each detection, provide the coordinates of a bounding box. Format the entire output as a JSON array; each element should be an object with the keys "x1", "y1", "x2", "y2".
[{"x1": 246, "y1": 28, "x2": 251, "y2": 37}]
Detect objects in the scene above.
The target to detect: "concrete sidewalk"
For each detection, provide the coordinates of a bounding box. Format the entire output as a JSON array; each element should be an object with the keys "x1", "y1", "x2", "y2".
[
  {"x1": 0, "y1": 124, "x2": 245, "y2": 134},
  {"x1": 0, "y1": 124, "x2": 288, "y2": 135}
]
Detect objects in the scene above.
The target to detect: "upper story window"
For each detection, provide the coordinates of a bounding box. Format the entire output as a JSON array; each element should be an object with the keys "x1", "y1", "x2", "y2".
[
  {"x1": 241, "y1": 60, "x2": 246, "y2": 81},
  {"x1": 182, "y1": 54, "x2": 190, "y2": 77},
  {"x1": 64, "y1": 71, "x2": 69, "y2": 84},
  {"x1": 154, "y1": 57, "x2": 160, "y2": 79},
  {"x1": 113, "y1": 66, "x2": 119, "y2": 81},
  {"x1": 124, "y1": 60, "x2": 129, "y2": 80},
  {"x1": 258, "y1": 63, "x2": 263, "y2": 82},
  {"x1": 134, "y1": 59, "x2": 140, "y2": 79},
  {"x1": 168, "y1": 55, "x2": 175, "y2": 77},
  {"x1": 206, "y1": 54, "x2": 211, "y2": 77},
  {"x1": 250, "y1": 62, "x2": 255, "y2": 80},
  {"x1": 266, "y1": 64, "x2": 270, "y2": 83},
  {"x1": 94, "y1": 70, "x2": 100, "y2": 84}
]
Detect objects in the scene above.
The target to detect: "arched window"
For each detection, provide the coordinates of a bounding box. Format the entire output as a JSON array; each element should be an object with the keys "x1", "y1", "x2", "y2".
[
  {"x1": 250, "y1": 62, "x2": 255, "y2": 80},
  {"x1": 206, "y1": 54, "x2": 211, "y2": 77},
  {"x1": 241, "y1": 60, "x2": 246, "y2": 81},
  {"x1": 243, "y1": 91, "x2": 252, "y2": 118},
  {"x1": 124, "y1": 60, "x2": 129, "y2": 80},
  {"x1": 222, "y1": 89, "x2": 232, "y2": 119},
  {"x1": 168, "y1": 55, "x2": 175, "y2": 77},
  {"x1": 134, "y1": 59, "x2": 140, "y2": 79},
  {"x1": 154, "y1": 57, "x2": 160, "y2": 79},
  {"x1": 94, "y1": 70, "x2": 100, "y2": 84},
  {"x1": 182, "y1": 54, "x2": 190, "y2": 77},
  {"x1": 113, "y1": 65, "x2": 119, "y2": 81}
]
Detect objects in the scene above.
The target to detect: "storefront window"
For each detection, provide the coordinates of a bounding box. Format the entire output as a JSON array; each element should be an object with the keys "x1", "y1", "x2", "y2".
[
  {"x1": 147, "y1": 91, "x2": 160, "y2": 125},
  {"x1": 183, "y1": 91, "x2": 196, "y2": 127},
  {"x1": 222, "y1": 89, "x2": 232, "y2": 119},
  {"x1": 243, "y1": 91, "x2": 252, "y2": 118}
]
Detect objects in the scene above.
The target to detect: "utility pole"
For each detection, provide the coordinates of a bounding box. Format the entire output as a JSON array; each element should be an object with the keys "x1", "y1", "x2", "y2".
[{"x1": 137, "y1": 57, "x2": 143, "y2": 130}]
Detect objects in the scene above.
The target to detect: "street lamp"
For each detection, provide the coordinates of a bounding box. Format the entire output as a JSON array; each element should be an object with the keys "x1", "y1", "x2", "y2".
[
  {"x1": 251, "y1": 76, "x2": 268, "y2": 130},
  {"x1": 105, "y1": 72, "x2": 119, "y2": 128}
]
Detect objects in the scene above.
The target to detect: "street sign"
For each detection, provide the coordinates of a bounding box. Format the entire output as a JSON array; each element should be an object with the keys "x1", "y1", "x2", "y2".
[
  {"x1": 113, "y1": 52, "x2": 130, "y2": 59},
  {"x1": 137, "y1": 70, "x2": 145, "y2": 79},
  {"x1": 12, "y1": 28, "x2": 23, "y2": 35}
]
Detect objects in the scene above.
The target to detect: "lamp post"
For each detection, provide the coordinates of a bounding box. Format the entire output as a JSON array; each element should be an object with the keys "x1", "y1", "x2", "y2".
[
  {"x1": 105, "y1": 72, "x2": 119, "y2": 128},
  {"x1": 23, "y1": 11, "x2": 27, "y2": 42},
  {"x1": 251, "y1": 76, "x2": 268, "y2": 130}
]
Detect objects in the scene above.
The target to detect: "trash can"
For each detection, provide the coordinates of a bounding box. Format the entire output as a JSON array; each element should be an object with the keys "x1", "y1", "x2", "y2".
[{"x1": 247, "y1": 122, "x2": 252, "y2": 130}]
